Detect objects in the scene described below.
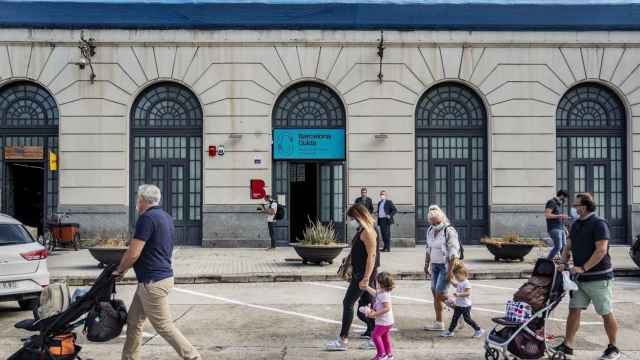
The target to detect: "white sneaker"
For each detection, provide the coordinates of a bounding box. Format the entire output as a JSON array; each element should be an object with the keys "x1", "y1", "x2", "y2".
[
  {"x1": 382, "y1": 355, "x2": 395, "y2": 360},
  {"x1": 325, "y1": 337, "x2": 347, "y2": 351},
  {"x1": 440, "y1": 330, "x2": 455, "y2": 337},
  {"x1": 423, "y1": 321, "x2": 445, "y2": 331},
  {"x1": 473, "y1": 329, "x2": 484, "y2": 338}
]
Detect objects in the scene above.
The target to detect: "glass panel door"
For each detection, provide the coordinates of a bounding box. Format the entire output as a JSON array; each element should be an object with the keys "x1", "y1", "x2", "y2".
[
  {"x1": 320, "y1": 163, "x2": 345, "y2": 241},
  {"x1": 133, "y1": 136, "x2": 201, "y2": 245}
]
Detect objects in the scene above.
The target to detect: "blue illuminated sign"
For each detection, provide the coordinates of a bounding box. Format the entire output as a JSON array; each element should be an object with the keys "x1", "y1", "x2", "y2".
[{"x1": 273, "y1": 128, "x2": 345, "y2": 160}]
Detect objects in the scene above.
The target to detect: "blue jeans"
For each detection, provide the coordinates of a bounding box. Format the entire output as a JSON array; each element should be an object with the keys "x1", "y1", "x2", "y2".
[
  {"x1": 430, "y1": 263, "x2": 450, "y2": 294},
  {"x1": 547, "y1": 228, "x2": 566, "y2": 260}
]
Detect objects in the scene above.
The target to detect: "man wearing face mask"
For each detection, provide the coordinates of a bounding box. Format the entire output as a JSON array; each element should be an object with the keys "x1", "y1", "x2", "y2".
[
  {"x1": 376, "y1": 190, "x2": 397, "y2": 252},
  {"x1": 545, "y1": 190, "x2": 569, "y2": 260},
  {"x1": 554, "y1": 193, "x2": 620, "y2": 360}
]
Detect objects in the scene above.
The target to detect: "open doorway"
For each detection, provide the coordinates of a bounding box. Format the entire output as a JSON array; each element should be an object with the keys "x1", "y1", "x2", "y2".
[
  {"x1": 289, "y1": 163, "x2": 318, "y2": 242},
  {"x1": 6, "y1": 162, "x2": 45, "y2": 235}
]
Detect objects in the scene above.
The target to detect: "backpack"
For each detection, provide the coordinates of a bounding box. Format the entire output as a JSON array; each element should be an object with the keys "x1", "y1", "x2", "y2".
[
  {"x1": 37, "y1": 282, "x2": 71, "y2": 320},
  {"x1": 272, "y1": 201, "x2": 285, "y2": 221},
  {"x1": 84, "y1": 299, "x2": 128, "y2": 342},
  {"x1": 427, "y1": 225, "x2": 464, "y2": 260}
]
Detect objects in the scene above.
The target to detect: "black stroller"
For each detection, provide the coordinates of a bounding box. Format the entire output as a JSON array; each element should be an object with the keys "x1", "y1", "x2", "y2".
[
  {"x1": 485, "y1": 258, "x2": 568, "y2": 360},
  {"x1": 9, "y1": 265, "x2": 122, "y2": 360}
]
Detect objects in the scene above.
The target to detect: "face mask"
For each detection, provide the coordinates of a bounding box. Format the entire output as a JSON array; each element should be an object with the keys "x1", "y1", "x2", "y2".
[
  {"x1": 433, "y1": 223, "x2": 445, "y2": 231},
  {"x1": 569, "y1": 207, "x2": 578, "y2": 220},
  {"x1": 380, "y1": 195, "x2": 386, "y2": 200},
  {"x1": 349, "y1": 219, "x2": 359, "y2": 227}
]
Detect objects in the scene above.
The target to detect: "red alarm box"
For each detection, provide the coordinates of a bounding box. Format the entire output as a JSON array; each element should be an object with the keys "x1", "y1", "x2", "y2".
[
  {"x1": 208, "y1": 145, "x2": 217, "y2": 157},
  {"x1": 250, "y1": 179, "x2": 266, "y2": 199}
]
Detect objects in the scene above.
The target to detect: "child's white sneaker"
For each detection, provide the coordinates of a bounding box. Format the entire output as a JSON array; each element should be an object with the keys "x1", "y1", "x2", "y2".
[
  {"x1": 423, "y1": 321, "x2": 444, "y2": 331},
  {"x1": 359, "y1": 339, "x2": 376, "y2": 350},
  {"x1": 325, "y1": 337, "x2": 347, "y2": 351},
  {"x1": 382, "y1": 355, "x2": 395, "y2": 360},
  {"x1": 473, "y1": 329, "x2": 485, "y2": 338},
  {"x1": 440, "y1": 330, "x2": 455, "y2": 337}
]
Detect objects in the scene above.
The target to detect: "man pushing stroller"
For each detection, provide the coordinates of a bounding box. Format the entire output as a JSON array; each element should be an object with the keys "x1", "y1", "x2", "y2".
[
  {"x1": 554, "y1": 193, "x2": 621, "y2": 360},
  {"x1": 114, "y1": 184, "x2": 201, "y2": 360}
]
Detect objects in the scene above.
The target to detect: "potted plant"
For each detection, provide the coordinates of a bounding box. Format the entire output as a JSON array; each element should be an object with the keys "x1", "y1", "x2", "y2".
[
  {"x1": 291, "y1": 219, "x2": 347, "y2": 265},
  {"x1": 481, "y1": 233, "x2": 546, "y2": 262},
  {"x1": 88, "y1": 231, "x2": 130, "y2": 268},
  {"x1": 630, "y1": 235, "x2": 640, "y2": 269}
]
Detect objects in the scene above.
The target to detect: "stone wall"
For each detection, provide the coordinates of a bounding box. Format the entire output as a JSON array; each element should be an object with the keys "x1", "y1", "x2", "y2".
[{"x1": 0, "y1": 29, "x2": 639, "y2": 244}]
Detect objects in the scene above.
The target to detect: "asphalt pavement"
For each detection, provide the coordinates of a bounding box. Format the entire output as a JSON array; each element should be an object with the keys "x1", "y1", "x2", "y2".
[{"x1": 1, "y1": 279, "x2": 639, "y2": 360}]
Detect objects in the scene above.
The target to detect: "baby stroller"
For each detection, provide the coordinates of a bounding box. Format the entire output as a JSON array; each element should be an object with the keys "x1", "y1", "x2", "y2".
[
  {"x1": 9, "y1": 265, "x2": 126, "y2": 360},
  {"x1": 485, "y1": 258, "x2": 567, "y2": 360}
]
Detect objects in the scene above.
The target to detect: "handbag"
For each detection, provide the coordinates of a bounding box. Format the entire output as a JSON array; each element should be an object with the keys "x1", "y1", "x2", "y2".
[{"x1": 337, "y1": 254, "x2": 352, "y2": 281}]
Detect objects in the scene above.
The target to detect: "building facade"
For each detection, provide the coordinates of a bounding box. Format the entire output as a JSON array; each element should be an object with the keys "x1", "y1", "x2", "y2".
[{"x1": 1, "y1": 2, "x2": 639, "y2": 247}]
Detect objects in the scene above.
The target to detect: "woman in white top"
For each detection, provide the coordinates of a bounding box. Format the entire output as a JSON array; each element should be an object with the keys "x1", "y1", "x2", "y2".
[{"x1": 423, "y1": 205, "x2": 461, "y2": 331}]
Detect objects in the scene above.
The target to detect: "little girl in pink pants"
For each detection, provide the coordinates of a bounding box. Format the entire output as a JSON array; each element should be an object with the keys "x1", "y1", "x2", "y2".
[{"x1": 361, "y1": 272, "x2": 395, "y2": 360}]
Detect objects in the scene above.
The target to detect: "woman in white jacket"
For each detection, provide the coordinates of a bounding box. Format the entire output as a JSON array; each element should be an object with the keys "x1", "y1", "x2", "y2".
[{"x1": 423, "y1": 205, "x2": 461, "y2": 331}]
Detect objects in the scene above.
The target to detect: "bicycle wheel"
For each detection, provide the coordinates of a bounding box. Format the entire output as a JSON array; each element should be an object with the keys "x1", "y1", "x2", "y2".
[
  {"x1": 44, "y1": 230, "x2": 55, "y2": 252},
  {"x1": 73, "y1": 232, "x2": 80, "y2": 251}
]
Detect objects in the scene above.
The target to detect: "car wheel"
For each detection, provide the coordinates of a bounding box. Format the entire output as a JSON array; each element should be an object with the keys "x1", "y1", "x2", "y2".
[{"x1": 18, "y1": 299, "x2": 39, "y2": 311}]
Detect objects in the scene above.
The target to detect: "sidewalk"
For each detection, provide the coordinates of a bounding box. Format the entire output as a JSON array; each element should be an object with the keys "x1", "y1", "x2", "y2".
[{"x1": 48, "y1": 245, "x2": 639, "y2": 285}]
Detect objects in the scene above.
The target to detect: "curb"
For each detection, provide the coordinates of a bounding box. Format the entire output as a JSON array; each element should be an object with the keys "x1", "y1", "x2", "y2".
[{"x1": 51, "y1": 268, "x2": 640, "y2": 286}]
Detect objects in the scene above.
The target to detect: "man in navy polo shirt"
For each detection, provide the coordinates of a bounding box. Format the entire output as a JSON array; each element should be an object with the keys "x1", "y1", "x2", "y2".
[
  {"x1": 115, "y1": 184, "x2": 200, "y2": 360},
  {"x1": 554, "y1": 193, "x2": 620, "y2": 360}
]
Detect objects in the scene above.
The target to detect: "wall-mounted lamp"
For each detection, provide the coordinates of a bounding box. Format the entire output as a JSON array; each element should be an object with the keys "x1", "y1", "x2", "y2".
[
  {"x1": 377, "y1": 30, "x2": 385, "y2": 83},
  {"x1": 74, "y1": 31, "x2": 96, "y2": 83},
  {"x1": 374, "y1": 133, "x2": 388, "y2": 140},
  {"x1": 229, "y1": 133, "x2": 243, "y2": 140}
]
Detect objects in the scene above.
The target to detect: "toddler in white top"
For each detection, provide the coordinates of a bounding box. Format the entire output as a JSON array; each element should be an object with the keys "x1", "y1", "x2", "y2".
[
  {"x1": 440, "y1": 262, "x2": 484, "y2": 338},
  {"x1": 360, "y1": 272, "x2": 395, "y2": 360}
]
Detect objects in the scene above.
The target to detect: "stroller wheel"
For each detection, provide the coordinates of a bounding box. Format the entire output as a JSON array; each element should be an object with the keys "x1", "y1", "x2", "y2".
[{"x1": 485, "y1": 348, "x2": 499, "y2": 360}]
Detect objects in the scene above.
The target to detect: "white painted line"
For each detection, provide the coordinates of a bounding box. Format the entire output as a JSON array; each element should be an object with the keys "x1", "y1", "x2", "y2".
[
  {"x1": 614, "y1": 280, "x2": 640, "y2": 287},
  {"x1": 119, "y1": 329, "x2": 154, "y2": 339},
  {"x1": 305, "y1": 282, "x2": 603, "y2": 326},
  {"x1": 470, "y1": 282, "x2": 519, "y2": 292},
  {"x1": 173, "y1": 287, "x2": 365, "y2": 330}
]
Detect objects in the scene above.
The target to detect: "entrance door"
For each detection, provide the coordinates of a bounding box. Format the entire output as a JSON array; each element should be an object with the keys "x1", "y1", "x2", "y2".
[
  {"x1": 1, "y1": 137, "x2": 57, "y2": 237},
  {"x1": 571, "y1": 162, "x2": 623, "y2": 236},
  {"x1": 6, "y1": 162, "x2": 44, "y2": 234},
  {"x1": 132, "y1": 136, "x2": 202, "y2": 245},
  {"x1": 273, "y1": 161, "x2": 345, "y2": 245},
  {"x1": 416, "y1": 135, "x2": 487, "y2": 244},
  {"x1": 431, "y1": 163, "x2": 471, "y2": 243},
  {"x1": 289, "y1": 163, "x2": 318, "y2": 243},
  {"x1": 557, "y1": 135, "x2": 626, "y2": 243}
]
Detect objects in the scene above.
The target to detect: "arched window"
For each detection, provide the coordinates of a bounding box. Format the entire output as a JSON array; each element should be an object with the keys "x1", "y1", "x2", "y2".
[
  {"x1": 0, "y1": 81, "x2": 59, "y2": 232},
  {"x1": 273, "y1": 82, "x2": 345, "y2": 128},
  {"x1": 556, "y1": 83, "x2": 627, "y2": 242},
  {"x1": 130, "y1": 82, "x2": 203, "y2": 245},
  {"x1": 415, "y1": 83, "x2": 488, "y2": 244},
  {"x1": 132, "y1": 83, "x2": 202, "y2": 129},
  {"x1": 0, "y1": 81, "x2": 58, "y2": 128}
]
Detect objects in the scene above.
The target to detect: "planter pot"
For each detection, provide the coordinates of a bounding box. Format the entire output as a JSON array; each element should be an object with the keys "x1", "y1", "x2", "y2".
[
  {"x1": 290, "y1": 243, "x2": 347, "y2": 265},
  {"x1": 88, "y1": 247, "x2": 128, "y2": 268},
  {"x1": 485, "y1": 244, "x2": 534, "y2": 262}
]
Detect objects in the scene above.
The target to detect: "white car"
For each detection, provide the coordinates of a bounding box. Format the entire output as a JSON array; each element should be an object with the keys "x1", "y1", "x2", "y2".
[{"x1": 0, "y1": 213, "x2": 49, "y2": 310}]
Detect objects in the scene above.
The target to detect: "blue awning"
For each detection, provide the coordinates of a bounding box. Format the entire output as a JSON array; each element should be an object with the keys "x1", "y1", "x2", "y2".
[{"x1": 1, "y1": 0, "x2": 639, "y2": 30}]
